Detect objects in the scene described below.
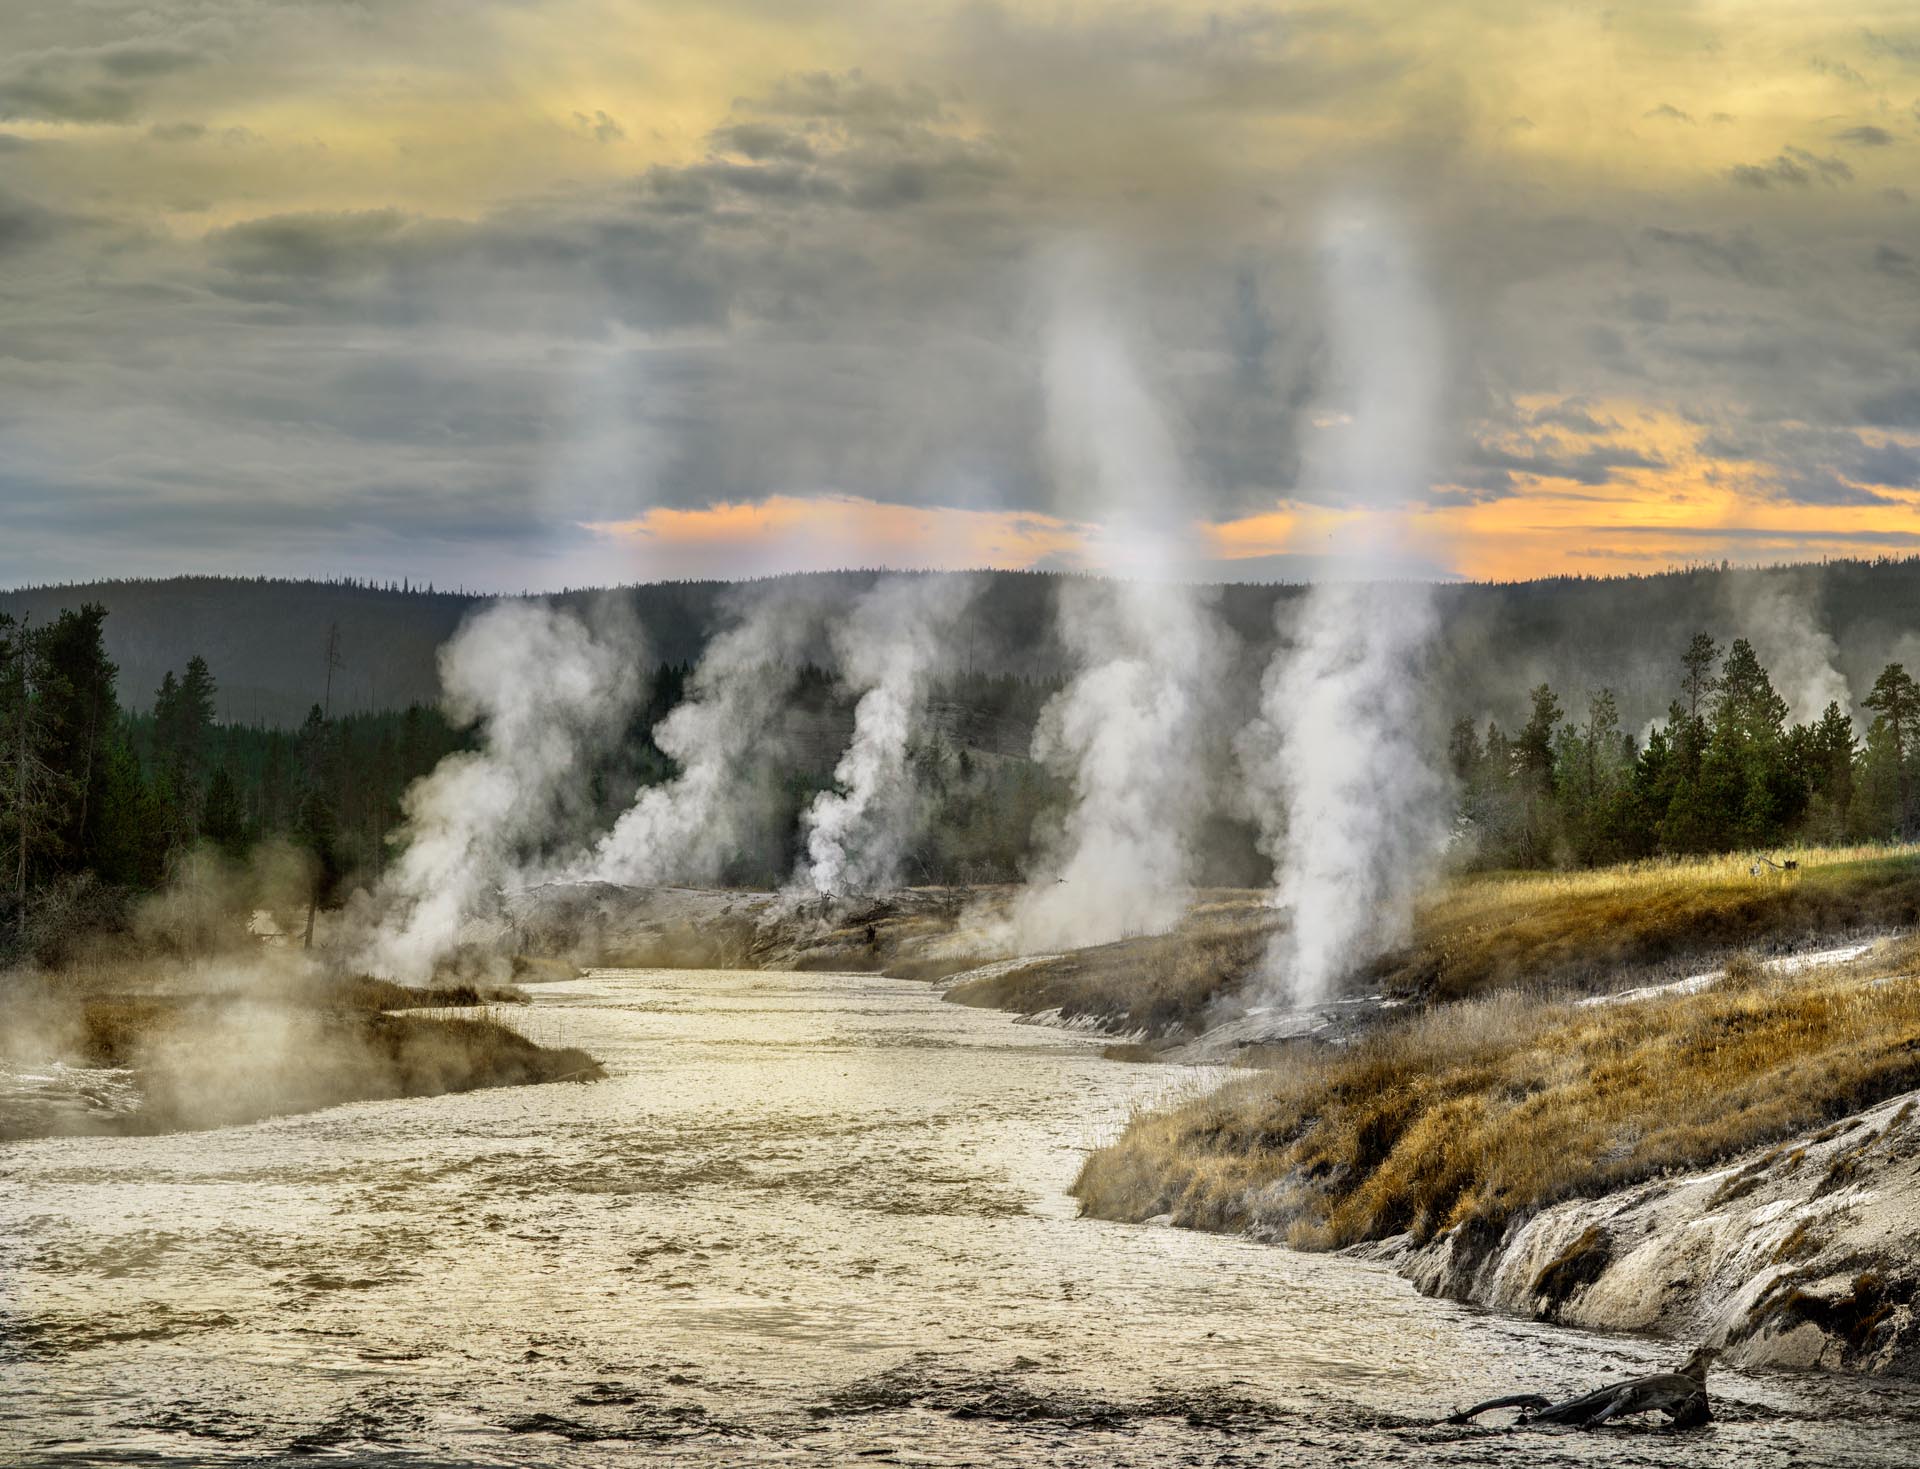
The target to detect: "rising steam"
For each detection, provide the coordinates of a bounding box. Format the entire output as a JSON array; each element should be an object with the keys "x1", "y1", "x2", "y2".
[
  {"x1": 1729, "y1": 572, "x2": 1851, "y2": 724},
  {"x1": 798, "y1": 575, "x2": 974, "y2": 895},
  {"x1": 577, "y1": 588, "x2": 819, "y2": 887},
  {"x1": 1241, "y1": 202, "x2": 1450, "y2": 1007},
  {"x1": 1008, "y1": 246, "x2": 1229, "y2": 950},
  {"x1": 355, "y1": 600, "x2": 645, "y2": 982}
]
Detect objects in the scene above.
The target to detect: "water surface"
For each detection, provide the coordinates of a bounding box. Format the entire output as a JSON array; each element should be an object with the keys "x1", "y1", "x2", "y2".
[{"x1": 4, "y1": 968, "x2": 1916, "y2": 1465}]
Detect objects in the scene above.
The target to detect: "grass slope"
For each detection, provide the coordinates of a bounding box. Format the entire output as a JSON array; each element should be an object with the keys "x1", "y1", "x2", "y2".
[
  {"x1": 1076, "y1": 942, "x2": 1920, "y2": 1247},
  {"x1": 1368, "y1": 846, "x2": 1920, "y2": 1002}
]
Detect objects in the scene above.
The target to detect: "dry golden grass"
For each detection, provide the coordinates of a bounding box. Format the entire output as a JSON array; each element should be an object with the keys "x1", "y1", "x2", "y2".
[
  {"x1": 1073, "y1": 934, "x2": 1920, "y2": 1249},
  {"x1": 946, "y1": 898, "x2": 1279, "y2": 1036},
  {"x1": 1370, "y1": 845, "x2": 1920, "y2": 1001}
]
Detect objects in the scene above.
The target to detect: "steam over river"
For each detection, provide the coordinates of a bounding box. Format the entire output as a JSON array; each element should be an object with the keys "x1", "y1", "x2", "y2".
[{"x1": 4, "y1": 969, "x2": 1917, "y2": 1465}]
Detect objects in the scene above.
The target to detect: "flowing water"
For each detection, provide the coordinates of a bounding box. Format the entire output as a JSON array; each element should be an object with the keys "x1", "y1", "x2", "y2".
[{"x1": 4, "y1": 968, "x2": 1918, "y2": 1466}]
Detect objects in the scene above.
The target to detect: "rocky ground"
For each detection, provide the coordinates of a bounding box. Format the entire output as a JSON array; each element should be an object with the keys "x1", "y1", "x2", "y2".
[{"x1": 1361, "y1": 1083, "x2": 1920, "y2": 1376}]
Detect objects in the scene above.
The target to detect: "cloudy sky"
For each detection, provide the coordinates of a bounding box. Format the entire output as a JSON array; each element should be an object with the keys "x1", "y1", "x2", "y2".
[{"x1": 2, "y1": 1, "x2": 1917, "y2": 589}]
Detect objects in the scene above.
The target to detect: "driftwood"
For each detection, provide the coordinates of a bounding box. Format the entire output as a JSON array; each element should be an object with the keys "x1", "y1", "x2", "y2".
[{"x1": 1447, "y1": 1346, "x2": 1716, "y2": 1430}]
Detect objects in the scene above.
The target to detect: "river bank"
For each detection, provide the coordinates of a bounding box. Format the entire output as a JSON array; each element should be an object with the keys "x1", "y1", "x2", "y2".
[
  {"x1": 0, "y1": 962, "x2": 601, "y2": 1140},
  {"x1": 1064, "y1": 848, "x2": 1920, "y2": 1380}
]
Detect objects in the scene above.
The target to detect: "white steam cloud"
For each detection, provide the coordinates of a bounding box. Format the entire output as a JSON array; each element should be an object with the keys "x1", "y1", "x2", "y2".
[
  {"x1": 1241, "y1": 201, "x2": 1450, "y2": 1007},
  {"x1": 1729, "y1": 573, "x2": 1851, "y2": 724},
  {"x1": 1008, "y1": 246, "x2": 1229, "y2": 951},
  {"x1": 798, "y1": 575, "x2": 974, "y2": 896},
  {"x1": 578, "y1": 589, "x2": 818, "y2": 887},
  {"x1": 355, "y1": 600, "x2": 645, "y2": 982}
]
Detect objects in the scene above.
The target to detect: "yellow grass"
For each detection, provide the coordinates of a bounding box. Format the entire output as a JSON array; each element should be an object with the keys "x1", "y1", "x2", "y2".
[
  {"x1": 1073, "y1": 933, "x2": 1920, "y2": 1248},
  {"x1": 1371, "y1": 844, "x2": 1920, "y2": 1001}
]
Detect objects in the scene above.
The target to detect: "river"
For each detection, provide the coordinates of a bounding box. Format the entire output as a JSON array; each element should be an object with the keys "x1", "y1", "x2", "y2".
[{"x1": 4, "y1": 967, "x2": 1918, "y2": 1466}]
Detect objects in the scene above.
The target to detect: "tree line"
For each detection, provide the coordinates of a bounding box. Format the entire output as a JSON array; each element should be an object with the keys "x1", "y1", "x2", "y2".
[
  {"x1": 1451, "y1": 634, "x2": 1918, "y2": 868},
  {"x1": 0, "y1": 604, "x2": 1068, "y2": 958},
  {"x1": 8, "y1": 601, "x2": 1917, "y2": 960}
]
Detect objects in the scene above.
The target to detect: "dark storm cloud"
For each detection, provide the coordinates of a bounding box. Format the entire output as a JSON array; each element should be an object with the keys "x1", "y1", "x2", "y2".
[
  {"x1": 1728, "y1": 147, "x2": 1853, "y2": 188},
  {"x1": 1875, "y1": 244, "x2": 1916, "y2": 276},
  {"x1": 1463, "y1": 439, "x2": 1664, "y2": 488},
  {"x1": 1703, "y1": 423, "x2": 1920, "y2": 499},
  {"x1": 0, "y1": 39, "x2": 204, "y2": 123},
  {"x1": 710, "y1": 122, "x2": 817, "y2": 161},
  {"x1": 1641, "y1": 226, "x2": 1776, "y2": 285},
  {"x1": 0, "y1": 188, "x2": 60, "y2": 254},
  {"x1": 745, "y1": 70, "x2": 946, "y2": 125},
  {"x1": 1862, "y1": 30, "x2": 1920, "y2": 64},
  {"x1": 1620, "y1": 289, "x2": 1670, "y2": 324},
  {"x1": 1529, "y1": 399, "x2": 1612, "y2": 434},
  {"x1": 208, "y1": 204, "x2": 735, "y2": 331},
  {"x1": 1836, "y1": 124, "x2": 1898, "y2": 146},
  {"x1": 1860, "y1": 388, "x2": 1920, "y2": 427}
]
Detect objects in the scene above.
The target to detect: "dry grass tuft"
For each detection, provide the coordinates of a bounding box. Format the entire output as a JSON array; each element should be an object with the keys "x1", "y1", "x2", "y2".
[{"x1": 1073, "y1": 938, "x2": 1920, "y2": 1249}]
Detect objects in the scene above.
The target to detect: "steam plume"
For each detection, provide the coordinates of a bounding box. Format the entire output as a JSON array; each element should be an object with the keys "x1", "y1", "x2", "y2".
[
  {"x1": 578, "y1": 588, "x2": 818, "y2": 887},
  {"x1": 356, "y1": 600, "x2": 645, "y2": 982},
  {"x1": 1241, "y1": 202, "x2": 1449, "y2": 1006},
  {"x1": 798, "y1": 575, "x2": 974, "y2": 895},
  {"x1": 1729, "y1": 572, "x2": 1851, "y2": 724},
  {"x1": 1008, "y1": 246, "x2": 1229, "y2": 950}
]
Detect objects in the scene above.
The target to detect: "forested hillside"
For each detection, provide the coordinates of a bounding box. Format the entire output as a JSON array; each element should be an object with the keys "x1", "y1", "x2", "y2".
[
  {"x1": 7, "y1": 559, "x2": 1920, "y2": 732},
  {"x1": 4, "y1": 583, "x2": 1918, "y2": 961}
]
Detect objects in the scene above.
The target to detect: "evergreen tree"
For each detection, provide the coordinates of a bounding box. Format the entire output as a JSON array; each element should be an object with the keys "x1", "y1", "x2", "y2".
[
  {"x1": 1516, "y1": 684, "x2": 1562, "y2": 783},
  {"x1": 1798, "y1": 701, "x2": 1857, "y2": 841},
  {"x1": 0, "y1": 615, "x2": 76, "y2": 942},
  {"x1": 1861, "y1": 664, "x2": 1920, "y2": 837},
  {"x1": 1557, "y1": 688, "x2": 1633, "y2": 864},
  {"x1": 37, "y1": 604, "x2": 119, "y2": 870},
  {"x1": 1680, "y1": 631, "x2": 1720, "y2": 721},
  {"x1": 201, "y1": 766, "x2": 247, "y2": 854}
]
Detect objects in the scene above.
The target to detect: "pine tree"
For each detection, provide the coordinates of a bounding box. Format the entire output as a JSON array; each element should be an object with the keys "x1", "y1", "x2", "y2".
[
  {"x1": 0, "y1": 615, "x2": 76, "y2": 943},
  {"x1": 201, "y1": 766, "x2": 246, "y2": 854},
  {"x1": 1862, "y1": 664, "x2": 1920, "y2": 837},
  {"x1": 37, "y1": 604, "x2": 119, "y2": 870},
  {"x1": 1680, "y1": 632, "x2": 1720, "y2": 721},
  {"x1": 1696, "y1": 639, "x2": 1792, "y2": 847},
  {"x1": 1801, "y1": 700, "x2": 1857, "y2": 840},
  {"x1": 1557, "y1": 688, "x2": 1632, "y2": 864}
]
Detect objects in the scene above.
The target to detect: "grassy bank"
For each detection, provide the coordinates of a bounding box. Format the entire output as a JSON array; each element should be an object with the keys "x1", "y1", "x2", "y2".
[
  {"x1": 1074, "y1": 937, "x2": 1920, "y2": 1248},
  {"x1": 944, "y1": 896, "x2": 1278, "y2": 1037},
  {"x1": 1, "y1": 961, "x2": 602, "y2": 1139},
  {"x1": 1368, "y1": 845, "x2": 1920, "y2": 1002}
]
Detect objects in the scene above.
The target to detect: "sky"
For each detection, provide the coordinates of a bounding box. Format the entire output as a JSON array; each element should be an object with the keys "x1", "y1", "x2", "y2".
[{"x1": 1, "y1": 0, "x2": 1917, "y2": 591}]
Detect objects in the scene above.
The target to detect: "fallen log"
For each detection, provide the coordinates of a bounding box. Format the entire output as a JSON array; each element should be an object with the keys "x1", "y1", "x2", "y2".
[{"x1": 1446, "y1": 1346, "x2": 1716, "y2": 1430}]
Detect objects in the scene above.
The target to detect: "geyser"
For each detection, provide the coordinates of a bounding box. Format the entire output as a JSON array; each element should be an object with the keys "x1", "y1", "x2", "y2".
[
  {"x1": 1008, "y1": 246, "x2": 1230, "y2": 951},
  {"x1": 1241, "y1": 202, "x2": 1450, "y2": 1007},
  {"x1": 579, "y1": 586, "x2": 820, "y2": 887},
  {"x1": 798, "y1": 575, "x2": 975, "y2": 896},
  {"x1": 355, "y1": 599, "x2": 645, "y2": 982}
]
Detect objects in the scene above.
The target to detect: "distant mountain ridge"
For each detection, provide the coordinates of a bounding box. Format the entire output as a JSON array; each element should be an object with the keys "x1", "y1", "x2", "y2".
[{"x1": 6, "y1": 561, "x2": 1920, "y2": 732}]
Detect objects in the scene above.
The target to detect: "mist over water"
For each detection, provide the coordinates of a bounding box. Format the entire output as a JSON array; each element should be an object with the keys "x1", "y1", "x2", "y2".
[
  {"x1": 1007, "y1": 249, "x2": 1231, "y2": 952},
  {"x1": 798, "y1": 575, "x2": 975, "y2": 896},
  {"x1": 1243, "y1": 204, "x2": 1451, "y2": 1007},
  {"x1": 355, "y1": 600, "x2": 645, "y2": 982}
]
